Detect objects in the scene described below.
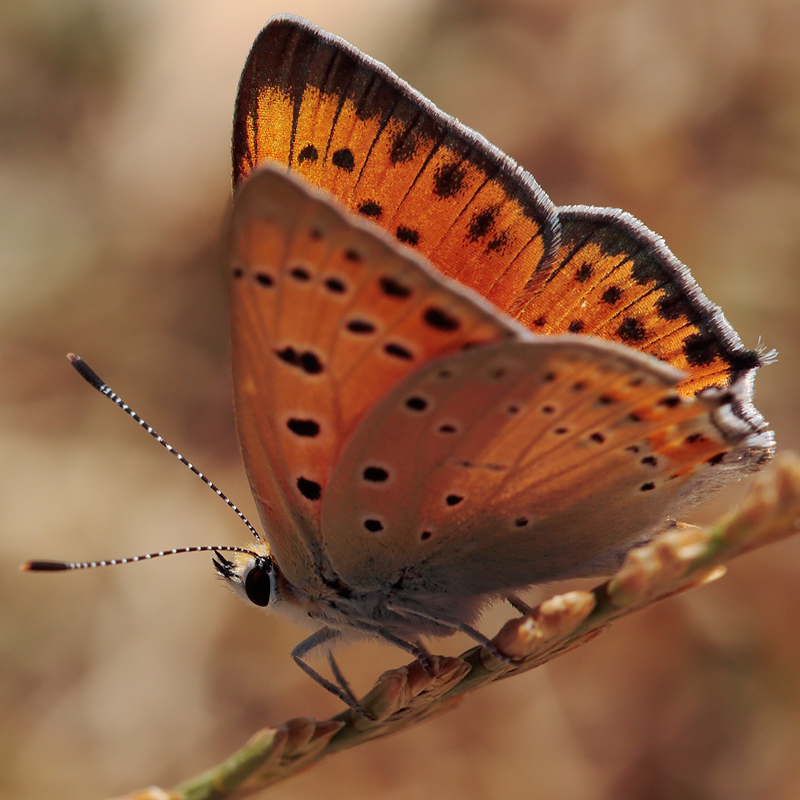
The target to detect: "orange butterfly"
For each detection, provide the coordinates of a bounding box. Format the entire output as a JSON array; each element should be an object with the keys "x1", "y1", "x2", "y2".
[
  {"x1": 26, "y1": 15, "x2": 774, "y2": 716},
  {"x1": 217, "y1": 16, "x2": 773, "y2": 711}
]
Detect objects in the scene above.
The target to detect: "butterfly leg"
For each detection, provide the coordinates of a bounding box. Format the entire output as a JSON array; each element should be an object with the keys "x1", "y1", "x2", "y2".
[
  {"x1": 373, "y1": 627, "x2": 435, "y2": 674},
  {"x1": 387, "y1": 604, "x2": 514, "y2": 664},
  {"x1": 327, "y1": 651, "x2": 359, "y2": 709},
  {"x1": 414, "y1": 638, "x2": 432, "y2": 661},
  {"x1": 291, "y1": 628, "x2": 375, "y2": 719},
  {"x1": 506, "y1": 593, "x2": 534, "y2": 616}
]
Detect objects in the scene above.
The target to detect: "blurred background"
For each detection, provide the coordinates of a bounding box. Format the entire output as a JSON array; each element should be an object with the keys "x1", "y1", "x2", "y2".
[{"x1": 2, "y1": 0, "x2": 800, "y2": 798}]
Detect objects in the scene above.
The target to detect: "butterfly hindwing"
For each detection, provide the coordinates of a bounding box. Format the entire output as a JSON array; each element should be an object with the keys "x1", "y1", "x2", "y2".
[
  {"x1": 227, "y1": 166, "x2": 520, "y2": 589},
  {"x1": 321, "y1": 337, "x2": 772, "y2": 596},
  {"x1": 233, "y1": 14, "x2": 560, "y2": 313}
]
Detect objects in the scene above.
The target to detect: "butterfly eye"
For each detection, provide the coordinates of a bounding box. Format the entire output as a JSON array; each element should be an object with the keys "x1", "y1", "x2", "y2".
[{"x1": 244, "y1": 558, "x2": 273, "y2": 607}]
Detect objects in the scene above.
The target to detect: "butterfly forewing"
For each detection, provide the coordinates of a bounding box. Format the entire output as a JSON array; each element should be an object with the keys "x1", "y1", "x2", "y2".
[
  {"x1": 512, "y1": 208, "x2": 766, "y2": 400},
  {"x1": 233, "y1": 15, "x2": 559, "y2": 313},
  {"x1": 320, "y1": 337, "x2": 771, "y2": 595},
  {"x1": 227, "y1": 166, "x2": 520, "y2": 588},
  {"x1": 234, "y1": 16, "x2": 770, "y2": 411}
]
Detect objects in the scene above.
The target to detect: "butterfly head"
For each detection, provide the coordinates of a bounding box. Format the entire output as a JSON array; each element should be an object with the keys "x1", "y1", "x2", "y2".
[{"x1": 212, "y1": 544, "x2": 277, "y2": 608}]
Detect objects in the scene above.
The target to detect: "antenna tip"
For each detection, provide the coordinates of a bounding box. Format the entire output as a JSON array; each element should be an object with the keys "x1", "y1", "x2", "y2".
[
  {"x1": 21, "y1": 560, "x2": 72, "y2": 572},
  {"x1": 67, "y1": 353, "x2": 105, "y2": 389}
]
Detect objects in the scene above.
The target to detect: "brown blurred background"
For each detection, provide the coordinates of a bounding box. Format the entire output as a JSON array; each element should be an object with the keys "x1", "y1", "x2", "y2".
[{"x1": 2, "y1": 1, "x2": 800, "y2": 798}]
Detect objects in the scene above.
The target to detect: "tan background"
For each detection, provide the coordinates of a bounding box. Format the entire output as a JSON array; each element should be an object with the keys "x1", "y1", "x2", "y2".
[{"x1": 2, "y1": 1, "x2": 800, "y2": 798}]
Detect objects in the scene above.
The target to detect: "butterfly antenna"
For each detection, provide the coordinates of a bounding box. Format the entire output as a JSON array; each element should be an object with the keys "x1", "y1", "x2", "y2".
[
  {"x1": 22, "y1": 545, "x2": 258, "y2": 572},
  {"x1": 64, "y1": 353, "x2": 263, "y2": 543}
]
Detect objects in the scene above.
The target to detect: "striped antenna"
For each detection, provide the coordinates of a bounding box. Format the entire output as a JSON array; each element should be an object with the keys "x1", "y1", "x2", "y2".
[
  {"x1": 22, "y1": 546, "x2": 258, "y2": 572},
  {"x1": 65, "y1": 353, "x2": 262, "y2": 542}
]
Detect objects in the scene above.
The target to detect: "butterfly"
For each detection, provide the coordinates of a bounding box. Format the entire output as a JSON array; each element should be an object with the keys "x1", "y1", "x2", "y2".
[
  {"x1": 26, "y1": 14, "x2": 774, "y2": 716},
  {"x1": 214, "y1": 15, "x2": 774, "y2": 710}
]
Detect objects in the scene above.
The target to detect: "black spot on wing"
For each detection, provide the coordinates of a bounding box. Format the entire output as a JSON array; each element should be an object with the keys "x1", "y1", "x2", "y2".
[
  {"x1": 380, "y1": 276, "x2": 412, "y2": 298},
  {"x1": 324, "y1": 277, "x2": 347, "y2": 294},
  {"x1": 363, "y1": 466, "x2": 389, "y2": 482},
  {"x1": 575, "y1": 263, "x2": 593, "y2": 282},
  {"x1": 297, "y1": 477, "x2": 321, "y2": 500},
  {"x1": 385, "y1": 342, "x2": 414, "y2": 360},
  {"x1": 486, "y1": 231, "x2": 509, "y2": 253},
  {"x1": 405, "y1": 396, "x2": 428, "y2": 411},
  {"x1": 396, "y1": 226, "x2": 420, "y2": 245},
  {"x1": 287, "y1": 418, "x2": 320, "y2": 437},
  {"x1": 683, "y1": 333, "x2": 719, "y2": 367},
  {"x1": 346, "y1": 319, "x2": 376, "y2": 334},
  {"x1": 331, "y1": 148, "x2": 355, "y2": 171},
  {"x1": 297, "y1": 144, "x2": 318, "y2": 163},
  {"x1": 433, "y1": 161, "x2": 467, "y2": 198},
  {"x1": 255, "y1": 272, "x2": 273, "y2": 287},
  {"x1": 423, "y1": 307, "x2": 461, "y2": 331},
  {"x1": 300, "y1": 352, "x2": 323, "y2": 374},
  {"x1": 275, "y1": 347, "x2": 324, "y2": 375},
  {"x1": 289, "y1": 266, "x2": 311, "y2": 281},
  {"x1": 601, "y1": 285, "x2": 622, "y2": 305},
  {"x1": 467, "y1": 206, "x2": 498, "y2": 242},
  {"x1": 617, "y1": 317, "x2": 646, "y2": 342},
  {"x1": 358, "y1": 200, "x2": 383, "y2": 218}
]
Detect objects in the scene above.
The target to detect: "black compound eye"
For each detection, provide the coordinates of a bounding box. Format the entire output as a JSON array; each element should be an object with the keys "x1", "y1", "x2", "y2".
[{"x1": 244, "y1": 561, "x2": 272, "y2": 607}]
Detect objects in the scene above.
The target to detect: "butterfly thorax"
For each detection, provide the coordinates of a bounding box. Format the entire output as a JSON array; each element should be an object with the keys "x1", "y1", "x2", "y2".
[
  {"x1": 291, "y1": 567, "x2": 491, "y2": 642},
  {"x1": 218, "y1": 545, "x2": 484, "y2": 641}
]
